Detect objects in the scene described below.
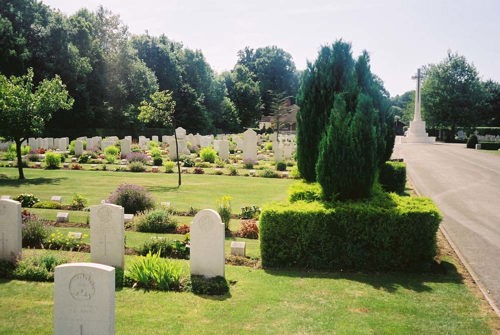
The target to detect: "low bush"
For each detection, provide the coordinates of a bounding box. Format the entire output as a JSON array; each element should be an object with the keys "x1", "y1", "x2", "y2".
[
  {"x1": 243, "y1": 162, "x2": 254, "y2": 169},
  {"x1": 71, "y1": 163, "x2": 83, "y2": 170},
  {"x1": 288, "y1": 181, "x2": 322, "y2": 203},
  {"x1": 183, "y1": 157, "x2": 195, "y2": 167},
  {"x1": 240, "y1": 205, "x2": 261, "y2": 219},
  {"x1": 260, "y1": 169, "x2": 279, "y2": 178},
  {"x1": 290, "y1": 166, "x2": 301, "y2": 179},
  {"x1": 200, "y1": 147, "x2": 217, "y2": 163},
  {"x1": 15, "y1": 193, "x2": 40, "y2": 208},
  {"x1": 70, "y1": 193, "x2": 88, "y2": 210},
  {"x1": 2, "y1": 150, "x2": 16, "y2": 161},
  {"x1": 276, "y1": 161, "x2": 287, "y2": 171},
  {"x1": 26, "y1": 153, "x2": 40, "y2": 162},
  {"x1": 105, "y1": 153, "x2": 117, "y2": 164},
  {"x1": 379, "y1": 161, "x2": 406, "y2": 194},
  {"x1": 478, "y1": 142, "x2": 500, "y2": 150},
  {"x1": 236, "y1": 220, "x2": 259, "y2": 239},
  {"x1": 164, "y1": 161, "x2": 176, "y2": 173},
  {"x1": 136, "y1": 237, "x2": 189, "y2": 259},
  {"x1": 216, "y1": 195, "x2": 232, "y2": 231},
  {"x1": 32, "y1": 201, "x2": 62, "y2": 209},
  {"x1": 265, "y1": 142, "x2": 273, "y2": 150},
  {"x1": 126, "y1": 152, "x2": 149, "y2": 164},
  {"x1": 77, "y1": 154, "x2": 91, "y2": 164},
  {"x1": 135, "y1": 208, "x2": 178, "y2": 233},
  {"x1": 466, "y1": 134, "x2": 478, "y2": 148},
  {"x1": 260, "y1": 193, "x2": 441, "y2": 271},
  {"x1": 13, "y1": 254, "x2": 66, "y2": 282},
  {"x1": 193, "y1": 167, "x2": 205, "y2": 174},
  {"x1": 104, "y1": 145, "x2": 120, "y2": 157},
  {"x1": 22, "y1": 217, "x2": 50, "y2": 248},
  {"x1": 175, "y1": 224, "x2": 190, "y2": 234},
  {"x1": 228, "y1": 166, "x2": 238, "y2": 176},
  {"x1": 129, "y1": 161, "x2": 146, "y2": 172},
  {"x1": 189, "y1": 275, "x2": 229, "y2": 295},
  {"x1": 153, "y1": 156, "x2": 163, "y2": 166},
  {"x1": 45, "y1": 152, "x2": 61, "y2": 169},
  {"x1": 125, "y1": 251, "x2": 183, "y2": 291},
  {"x1": 107, "y1": 184, "x2": 154, "y2": 214},
  {"x1": 44, "y1": 231, "x2": 87, "y2": 251},
  {"x1": 195, "y1": 162, "x2": 211, "y2": 168}
]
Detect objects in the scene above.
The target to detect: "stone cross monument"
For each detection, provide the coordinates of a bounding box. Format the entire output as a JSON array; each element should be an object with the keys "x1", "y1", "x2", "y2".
[{"x1": 402, "y1": 68, "x2": 436, "y2": 143}]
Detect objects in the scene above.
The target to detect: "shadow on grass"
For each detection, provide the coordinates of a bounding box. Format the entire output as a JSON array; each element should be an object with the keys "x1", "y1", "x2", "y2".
[
  {"x1": 263, "y1": 260, "x2": 461, "y2": 294},
  {"x1": 0, "y1": 177, "x2": 66, "y2": 186},
  {"x1": 147, "y1": 185, "x2": 181, "y2": 193}
]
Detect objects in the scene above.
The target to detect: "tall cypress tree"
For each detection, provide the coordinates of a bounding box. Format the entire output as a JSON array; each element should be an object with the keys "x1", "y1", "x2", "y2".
[{"x1": 296, "y1": 41, "x2": 355, "y2": 182}]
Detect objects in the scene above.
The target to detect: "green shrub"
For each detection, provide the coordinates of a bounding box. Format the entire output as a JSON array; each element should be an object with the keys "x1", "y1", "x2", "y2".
[
  {"x1": 260, "y1": 193, "x2": 441, "y2": 271},
  {"x1": 136, "y1": 237, "x2": 189, "y2": 259},
  {"x1": 183, "y1": 157, "x2": 195, "y2": 167},
  {"x1": 107, "y1": 184, "x2": 155, "y2": 214},
  {"x1": 193, "y1": 167, "x2": 205, "y2": 174},
  {"x1": 240, "y1": 205, "x2": 261, "y2": 219},
  {"x1": 195, "y1": 162, "x2": 211, "y2": 168},
  {"x1": 276, "y1": 161, "x2": 287, "y2": 171},
  {"x1": 135, "y1": 208, "x2": 178, "y2": 233},
  {"x1": 150, "y1": 147, "x2": 162, "y2": 158},
  {"x1": 200, "y1": 147, "x2": 217, "y2": 163},
  {"x1": 129, "y1": 161, "x2": 146, "y2": 172},
  {"x1": 70, "y1": 193, "x2": 88, "y2": 210},
  {"x1": 189, "y1": 275, "x2": 229, "y2": 295},
  {"x1": 228, "y1": 166, "x2": 238, "y2": 176},
  {"x1": 26, "y1": 153, "x2": 40, "y2": 162},
  {"x1": 3, "y1": 150, "x2": 16, "y2": 161},
  {"x1": 44, "y1": 231, "x2": 87, "y2": 251},
  {"x1": 104, "y1": 145, "x2": 120, "y2": 156},
  {"x1": 290, "y1": 166, "x2": 300, "y2": 179},
  {"x1": 260, "y1": 168, "x2": 278, "y2": 178},
  {"x1": 164, "y1": 161, "x2": 176, "y2": 173},
  {"x1": 478, "y1": 142, "x2": 500, "y2": 150},
  {"x1": 21, "y1": 145, "x2": 30, "y2": 155},
  {"x1": 22, "y1": 217, "x2": 50, "y2": 248},
  {"x1": 32, "y1": 201, "x2": 62, "y2": 209},
  {"x1": 243, "y1": 161, "x2": 254, "y2": 169},
  {"x1": 13, "y1": 254, "x2": 66, "y2": 282},
  {"x1": 466, "y1": 134, "x2": 478, "y2": 148},
  {"x1": 125, "y1": 251, "x2": 183, "y2": 291},
  {"x1": 15, "y1": 193, "x2": 40, "y2": 207},
  {"x1": 105, "y1": 153, "x2": 117, "y2": 164},
  {"x1": 216, "y1": 195, "x2": 232, "y2": 231},
  {"x1": 153, "y1": 156, "x2": 163, "y2": 166},
  {"x1": 288, "y1": 181, "x2": 322, "y2": 203},
  {"x1": 265, "y1": 142, "x2": 273, "y2": 150},
  {"x1": 45, "y1": 152, "x2": 61, "y2": 169},
  {"x1": 78, "y1": 154, "x2": 91, "y2": 163},
  {"x1": 379, "y1": 161, "x2": 406, "y2": 194}
]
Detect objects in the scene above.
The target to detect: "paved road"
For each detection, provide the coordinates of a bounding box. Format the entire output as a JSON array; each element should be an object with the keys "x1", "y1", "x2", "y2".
[{"x1": 394, "y1": 142, "x2": 500, "y2": 312}]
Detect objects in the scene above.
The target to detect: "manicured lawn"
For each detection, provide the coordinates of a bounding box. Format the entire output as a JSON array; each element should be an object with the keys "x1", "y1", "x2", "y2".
[
  {"x1": 0, "y1": 167, "x2": 294, "y2": 214},
  {"x1": 0, "y1": 248, "x2": 496, "y2": 335}
]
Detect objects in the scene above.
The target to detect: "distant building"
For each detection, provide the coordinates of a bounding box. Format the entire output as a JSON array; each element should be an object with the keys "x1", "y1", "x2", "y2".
[{"x1": 259, "y1": 97, "x2": 299, "y2": 132}]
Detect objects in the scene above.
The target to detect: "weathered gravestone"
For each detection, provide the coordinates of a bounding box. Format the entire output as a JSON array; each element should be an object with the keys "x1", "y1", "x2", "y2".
[
  {"x1": 120, "y1": 139, "x2": 131, "y2": 156},
  {"x1": 54, "y1": 262, "x2": 115, "y2": 335},
  {"x1": 74, "y1": 140, "x2": 84, "y2": 157},
  {"x1": 190, "y1": 209, "x2": 225, "y2": 278},
  {"x1": 214, "y1": 140, "x2": 230, "y2": 160},
  {"x1": 243, "y1": 129, "x2": 258, "y2": 163},
  {"x1": 0, "y1": 199, "x2": 22, "y2": 262},
  {"x1": 90, "y1": 204, "x2": 124, "y2": 268}
]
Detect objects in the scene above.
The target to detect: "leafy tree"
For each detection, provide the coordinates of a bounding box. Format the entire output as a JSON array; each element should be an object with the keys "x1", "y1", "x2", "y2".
[
  {"x1": 421, "y1": 52, "x2": 486, "y2": 141},
  {"x1": 0, "y1": 69, "x2": 73, "y2": 179},
  {"x1": 482, "y1": 80, "x2": 500, "y2": 126},
  {"x1": 237, "y1": 46, "x2": 299, "y2": 116},
  {"x1": 138, "y1": 90, "x2": 181, "y2": 186},
  {"x1": 225, "y1": 65, "x2": 262, "y2": 128}
]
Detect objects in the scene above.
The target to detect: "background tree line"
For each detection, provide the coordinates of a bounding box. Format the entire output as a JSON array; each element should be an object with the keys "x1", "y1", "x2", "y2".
[{"x1": 0, "y1": 0, "x2": 298, "y2": 136}]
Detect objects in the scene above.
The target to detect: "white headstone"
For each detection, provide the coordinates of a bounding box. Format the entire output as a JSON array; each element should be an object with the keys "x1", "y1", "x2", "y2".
[
  {"x1": 54, "y1": 262, "x2": 115, "y2": 335},
  {"x1": 0, "y1": 199, "x2": 22, "y2": 262},
  {"x1": 175, "y1": 127, "x2": 187, "y2": 139},
  {"x1": 90, "y1": 204, "x2": 125, "y2": 268},
  {"x1": 74, "y1": 140, "x2": 84, "y2": 157},
  {"x1": 190, "y1": 209, "x2": 225, "y2": 278},
  {"x1": 242, "y1": 129, "x2": 258, "y2": 163},
  {"x1": 215, "y1": 140, "x2": 230, "y2": 160},
  {"x1": 152, "y1": 135, "x2": 159, "y2": 143},
  {"x1": 120, "y1": 139, "x2": 131, "y2": 156},
  {"x1": 230, "y1": 241, "x2": 246, "y2": 257}
]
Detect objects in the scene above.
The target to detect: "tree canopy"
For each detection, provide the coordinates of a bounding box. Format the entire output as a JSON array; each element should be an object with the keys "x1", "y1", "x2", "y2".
[{"x1": 0, "y1": 68, "x2": 73, "y2": 179}]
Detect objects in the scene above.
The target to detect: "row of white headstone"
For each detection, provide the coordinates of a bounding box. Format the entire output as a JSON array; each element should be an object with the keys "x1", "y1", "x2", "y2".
[{"x1": 0, "y1": 199, "x2": 225, "y2": 335}]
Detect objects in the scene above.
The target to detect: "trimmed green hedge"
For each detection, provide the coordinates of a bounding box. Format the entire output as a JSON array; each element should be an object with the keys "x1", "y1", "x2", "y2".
[
  {"x1": 288, "y1": 181, "x2": 322, "y2": 203},
  {"x1": 478, "y1": 142, "x2": 500, "y2": 150},
  {"x1": 260, "y1": 193, "x2": 441, "y2": 271},
  {"x1": 379, "y1": 161, "x2": 406, "y2": 194}
]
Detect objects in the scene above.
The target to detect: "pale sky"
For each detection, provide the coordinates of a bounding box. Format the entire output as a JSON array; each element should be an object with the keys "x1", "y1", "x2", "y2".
[{"x1": 41, "y1": 0, "x2": 500, "y2": 97}]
